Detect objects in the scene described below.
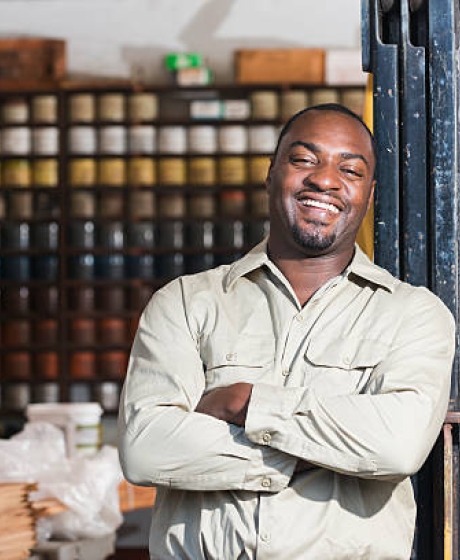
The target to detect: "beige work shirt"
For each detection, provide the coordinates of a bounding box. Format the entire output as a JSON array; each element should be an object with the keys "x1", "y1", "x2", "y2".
[{"x1": 118, "y1": 241, "x2": 455, "y2": 560}]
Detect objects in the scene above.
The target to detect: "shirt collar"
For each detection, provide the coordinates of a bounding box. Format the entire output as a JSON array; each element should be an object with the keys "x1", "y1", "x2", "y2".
[{"x1": 223, "y1": 239, "x2": 398, "y2": 293}]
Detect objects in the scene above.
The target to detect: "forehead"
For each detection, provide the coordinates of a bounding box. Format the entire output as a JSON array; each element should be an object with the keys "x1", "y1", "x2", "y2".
[{"x1": 280, "y1": 110, "x2": 375, "y2": 160}]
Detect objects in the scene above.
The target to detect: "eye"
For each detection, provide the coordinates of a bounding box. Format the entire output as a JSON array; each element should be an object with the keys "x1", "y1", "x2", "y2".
[
  {"x1": 289, "y1": 154, "x2": 316, "y2": 166},
  {"x1": 342, "y1": 167, "x2": 363, "y2": 178}
]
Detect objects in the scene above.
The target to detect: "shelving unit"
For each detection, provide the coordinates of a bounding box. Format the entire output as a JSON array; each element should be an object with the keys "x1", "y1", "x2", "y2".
[{"x1": 0, "y1": 82, "x2": 365, "y2": 416}]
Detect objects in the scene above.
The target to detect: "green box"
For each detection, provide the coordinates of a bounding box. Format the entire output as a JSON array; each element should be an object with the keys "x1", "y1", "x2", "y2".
[{"x1": 165, "y1": 53, "x2": 204, "y2": 71}]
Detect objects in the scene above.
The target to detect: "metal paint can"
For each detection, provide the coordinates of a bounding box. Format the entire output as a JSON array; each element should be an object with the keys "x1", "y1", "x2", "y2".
[
  {"x1": 33, "y1": 383, "x2": 60, "y2": 403},
  {"x1": 68, "y1": 221, "x2": 95, "y2": 248},
  {"x1": 32, "y1": 222, "x2": 59, "y2": 250},
  {"x1": 128, "y1": 157, "x2": 156, "y2": 185},
  {"x1": 188, "y1": 193, "x2": 215, "y2": 218},
  {"x1": 69, "y1": 318, "x2": 96, "y2": 345},
  {"x1": 2, "y1": 159, "x2": 31, "y2": 186},
  {"x1": 249, "y1": 156, "x2": 270, "y2": 183},
  {"x1": 69, "y1": 158, "x2": 97, "y2": 186},
  {"x1": 34, "y1": 319, "x2": 59, "y2": 345},
  {"x1": 97, "y1": 221, "x2": 125, "y2": 249},
  {"x1": 68, "y1": 286, "x2": 95, "y2": 312},
  {"x1": 158, "y1": 158, "x2": 187, "y2": 185},
  {"x1": 99, "y1": 126, "x2": 127, "y2": 154},
  {"x1": 2, "y1": 127, "x2": 31, "y2": 154},
  {"x1": 250, "y1": 91, "x2": 279, "y2": 119},
  {"x1": 70, "y1": 192, "x2": 96, "y2": 218},
  {"x1": 33, "y1": 159, "x2": 59, "y2": 187},
  {"x1": 32, "y1": 286, "x2": 58, "y2": 315},
  {"x1": 69, "y1": 94, "x2": 96, "y2": 122},
  {"x1": 280, "y1": 90, "x2": 309, "y2": 120},
  {"x1": 35, "y1": 352, "x2": 59, "y2": 380},
  {"x1": 188, "y1": 157, "x2": 216, "y2": 185},
  {"x1": 129, "y1": 190, "x2": 156, "y2": 219},
  {"x1": 158, "y1": 126, "x2": 187, "y2": 154},
  {"x1": 218, "y1": 157, "x2": 247, "y2": 185},
  {"x1": 2, "y1": 97, "x2": 29, "y2": 124},
  {"x1": 127, "y1": 222, "x2": 156, "y2": 248},
  {"x1": 98, "y1": 158, "x2": 126, "y2": 185},
  {"x1": 68, "y1": 254, "x2": 95, "y2": 280},
  {"x1": 188, "y1": 221, "x2": 214, "y2": 249},
  {"x1": 157, "y1": 193, "x2": 186, "y2": 218},
  {"x1": 218, "y1": 125, "x2": 248, "y2": 153},
  {"x1": 4, "y1": 383, "x2": 31, "y2": 410},
  {"x1": 158, "y1": 253, "x2": 185, "y2": 279},
  {"x1": 248, "y1": 126, "x2": 277, "y2": 153},
  {"x1": 310, "y1": 88, "x2": 340, "y2": 105},
  {"x1": 220, "y1": 190, "x2": 246, "y2": 216},
  {"x1": 128, "y1": 93, "x2": 158, "y2": 121},
  {"x1": 158, "y1": 221, "x2": 184, "y2": 249},
  {"x1": 33, "y1": 127, "x2": 59, "y2": 155},
  {"x1": 97, "y1": 285, "x2": 126, "y2": 313},
  {"x1": 128, "y1": 125, "x2": 156, "y2": 154},
  {"x1": 32, "y1": 95, "x2": 58, "y2": 123},
  {"x1": 250, "y1": 188, "x2": 270, "y2": 217},
  {"x1": 94, "y1": 382, "x2": 120, "y2": 411},
  {"x1": 2, "y1": 98, "x2": 28, "y2": 123},
  {"x1": 340, "y1": 88, "x2": 365, "y2": 116},
  {"x1": 69, "y1": 126, "x2": 97, "y2": 154},
  {"x1": 70, "y1": 351, "x2": 96, "y2": 379},
  {"x1": 99, "y1": 192, "x2": 124, "y2": 218},
  {"x1": 2, "y1": 222, "x2": 30, "y2": 249},
  {"x1": 217, "y1": 220, "x2": 245, "y2": 248},
  {"x1": 8, "y1": 192, "x2": 33, "y2": 219},
  {"x1": 98, "y1": 351, "x2": 128, "y2": 379},
  {"x1": 98, "y1": 94, "x2": 125, "y2": 122},
  {"x1": 98, "y1": 318, "x2": 126, "y2": 345},
  {"x1": 188, "y1": 126, "x2": 217, "y2": 154},
  {"x1": 3, "y1": 352, "x2": 32, "y2": 380}
]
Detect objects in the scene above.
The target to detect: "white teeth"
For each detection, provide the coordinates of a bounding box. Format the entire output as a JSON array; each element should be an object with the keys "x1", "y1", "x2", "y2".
[{"x1": 301, "y1": 199, "x2": 340, "y2": 214}]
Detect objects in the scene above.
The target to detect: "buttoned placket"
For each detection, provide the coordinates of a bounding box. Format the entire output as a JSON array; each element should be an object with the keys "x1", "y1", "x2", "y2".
[{"x1": 255, "y1": 274, "x2": 348, "y2": 558}]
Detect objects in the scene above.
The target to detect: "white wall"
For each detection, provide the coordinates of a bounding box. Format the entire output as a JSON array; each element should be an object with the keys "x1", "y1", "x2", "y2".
[{"x1": 0, "y1": 0, "x2": 362, "y2": 83}]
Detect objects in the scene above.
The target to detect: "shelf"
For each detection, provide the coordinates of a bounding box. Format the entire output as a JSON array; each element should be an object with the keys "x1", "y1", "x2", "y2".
[{"x1": 0, "y1": 81, "x2": 364, "y2": 414}]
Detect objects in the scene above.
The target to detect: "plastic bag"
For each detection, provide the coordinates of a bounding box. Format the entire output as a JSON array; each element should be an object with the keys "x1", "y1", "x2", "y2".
[{"x1": 0, "y1": 421, "x2": 123, "y2": 540}]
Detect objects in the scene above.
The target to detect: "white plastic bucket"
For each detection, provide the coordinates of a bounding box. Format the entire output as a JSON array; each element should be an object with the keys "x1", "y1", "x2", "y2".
[{"x1": 26, "y1": 402, "x2": 103, "y2": 458}]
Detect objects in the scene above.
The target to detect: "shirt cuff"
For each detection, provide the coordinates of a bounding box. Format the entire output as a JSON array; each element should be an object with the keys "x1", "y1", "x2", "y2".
[{"x1": 245, "y1": 383, "x2": 307, "y2": 448}]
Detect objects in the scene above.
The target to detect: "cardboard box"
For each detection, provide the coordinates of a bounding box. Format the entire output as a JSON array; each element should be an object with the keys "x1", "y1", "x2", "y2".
[
  {"x1": 235, "y1": 49, "x2": 325, "y2": 85},
  {"x1": 0, "y1": 37, "x2": 66, "y2": 85},
  {"x1": 325, "y1": 49, "x2": 367, "y2": 86}
]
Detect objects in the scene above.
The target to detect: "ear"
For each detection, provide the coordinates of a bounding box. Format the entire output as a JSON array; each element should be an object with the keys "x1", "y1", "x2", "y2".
[
  {"x1": 366, "y1": 180, "x2": 376, "y2": 213},
  {"x1": 265, "y1": 158, "x2": 274, "y2": 193}
]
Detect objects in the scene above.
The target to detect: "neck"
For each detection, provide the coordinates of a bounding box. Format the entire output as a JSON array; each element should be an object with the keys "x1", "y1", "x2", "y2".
[{"x1": 268, "y1": 240, "x2": 355, "y2": 306}]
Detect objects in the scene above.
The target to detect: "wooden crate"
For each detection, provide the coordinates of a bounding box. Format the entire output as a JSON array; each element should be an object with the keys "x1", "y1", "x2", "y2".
[
  {"x1": 235, "y1": 48, "x2": 325, "y2": 85},
  {"x1": 0, "y1": 37, "x2": 66, "y2": 85}
]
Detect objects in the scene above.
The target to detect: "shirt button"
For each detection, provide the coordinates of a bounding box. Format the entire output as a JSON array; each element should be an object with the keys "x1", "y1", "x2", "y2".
[
  {"x1": 226, "y1": 353, "x2": 236, "y2": 361},
  {"x1": 261, "y1": 477, "x2": 271, "y2": 488},
  {"x1": 260, "y1": 532, "x2": 271, "y2": 543},
  {"x1": 262, "y1": 431, "x2": 271, "y2": 443},
  {"x1": 282, "y1": 368, "x2": 290, "y2": 377},
  {"x1": 295, "y1": 314, "x2": 304, "y2": 323}
]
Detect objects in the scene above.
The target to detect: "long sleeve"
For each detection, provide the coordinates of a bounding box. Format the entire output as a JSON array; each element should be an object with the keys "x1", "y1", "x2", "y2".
[
  {"x1": 245, "y1": 286, "x2": 455, "y2": 480},
  {"x1": 118, "y1": 279, "x2": 296, "y2": 492}
]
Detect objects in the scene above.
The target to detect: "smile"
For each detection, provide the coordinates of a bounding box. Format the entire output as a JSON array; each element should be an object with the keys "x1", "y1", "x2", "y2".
[{"x1": 300, "y1": 199, "x2": 341, "y2": 214}]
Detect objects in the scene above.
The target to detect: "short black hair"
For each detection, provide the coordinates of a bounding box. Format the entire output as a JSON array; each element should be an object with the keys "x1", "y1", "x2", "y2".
[{"x1": 272, "y1": 103, "x2": 377, "y2": 169}]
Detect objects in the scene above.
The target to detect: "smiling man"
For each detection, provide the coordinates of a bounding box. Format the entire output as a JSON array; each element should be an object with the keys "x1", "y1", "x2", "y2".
[{"x1": 118, "y1": 105, "x2": 455, "y2": 560}]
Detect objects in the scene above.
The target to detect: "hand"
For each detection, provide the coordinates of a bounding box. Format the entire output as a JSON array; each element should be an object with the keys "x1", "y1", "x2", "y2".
[{"x1": 195, "y1": 383, "x2": 253, "y2": 426}]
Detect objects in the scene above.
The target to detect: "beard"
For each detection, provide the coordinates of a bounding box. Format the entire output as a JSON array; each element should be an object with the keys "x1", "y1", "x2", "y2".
[{"x1": 291, "y1": 220, "x2": 337, "y2": 253}]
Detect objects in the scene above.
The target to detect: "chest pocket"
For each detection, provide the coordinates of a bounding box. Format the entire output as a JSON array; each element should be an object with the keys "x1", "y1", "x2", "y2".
[
  {"x1": 203, "y1": 335, "x2": 275, "y2": 391},
  {"x1": 305, "y1": 337, "x2": 389, "y2": 398}
]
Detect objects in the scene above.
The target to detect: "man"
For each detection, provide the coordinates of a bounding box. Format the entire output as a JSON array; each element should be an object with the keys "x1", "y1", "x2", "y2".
[{"x1": 118, "y1": 104, "x2": 455, "y2": 559}]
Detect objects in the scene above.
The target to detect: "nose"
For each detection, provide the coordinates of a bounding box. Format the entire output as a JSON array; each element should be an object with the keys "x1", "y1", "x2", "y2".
[{"x1": 305, "y1": 163, "x2": 340, "y2": 191}]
